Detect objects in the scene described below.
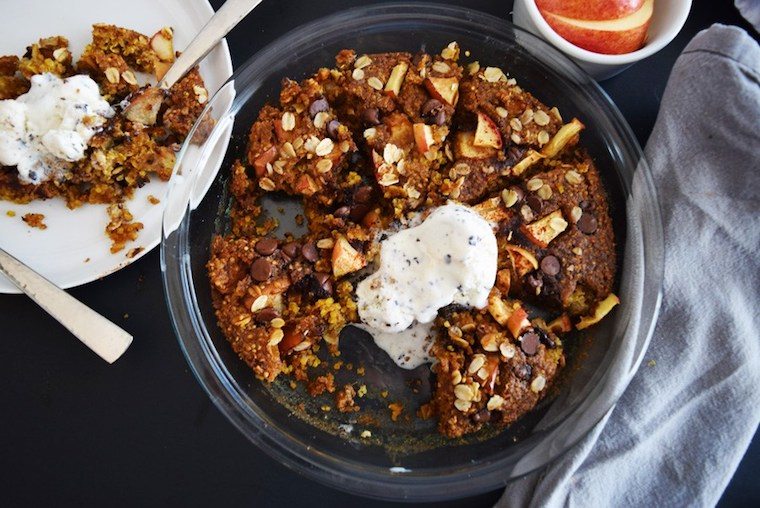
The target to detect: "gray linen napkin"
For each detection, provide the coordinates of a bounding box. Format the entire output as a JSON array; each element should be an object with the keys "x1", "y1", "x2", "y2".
[{"x1": 498, "y1": 24, "x2": 760, "y2": 507}]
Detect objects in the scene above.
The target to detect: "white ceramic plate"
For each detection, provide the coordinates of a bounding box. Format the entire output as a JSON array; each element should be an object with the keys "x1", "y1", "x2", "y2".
[{"x1": 0, "y1": 0, "x2": 233, "y2": 294}]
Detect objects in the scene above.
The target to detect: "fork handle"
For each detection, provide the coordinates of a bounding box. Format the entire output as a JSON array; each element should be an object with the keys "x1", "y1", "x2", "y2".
[
  {"x1": 0, "y1": 248, "x2": 133, "y2": 363},
  {"x1": 159, "y1": 0, "x2": 261, "y2": 89}
]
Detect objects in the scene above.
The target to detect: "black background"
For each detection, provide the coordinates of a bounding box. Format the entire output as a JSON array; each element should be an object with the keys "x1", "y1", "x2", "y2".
[{"x1": 1, "y1": 1, "x2": 757, "y2": 506}]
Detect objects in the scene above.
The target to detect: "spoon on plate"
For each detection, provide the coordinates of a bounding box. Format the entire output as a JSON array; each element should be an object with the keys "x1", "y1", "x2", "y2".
[{"x1": 0, "y1": 0, "x2": 261, "y2": 363}]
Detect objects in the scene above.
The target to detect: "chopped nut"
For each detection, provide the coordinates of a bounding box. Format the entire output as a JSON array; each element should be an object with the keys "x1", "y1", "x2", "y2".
[
  {"x1": 53, "y1": 47, "x2": 69, "y2": 62},
  {"x1": 293, "y1": 340, "x2": 312, "y2": 352},
  {"x1": 467, "y1": 61, "x2": 480, "y2": 75},
  {"x1": 537, "y1": 184, "x2": 553, "y2": 200},
  {"x1": 454, "y1": 383, "x2": 474, "y2": 402},
  {"x1": 550, "y1": 216, "x2": 568, "y2": 232},
  {"x1": 259, "y1": 177, "x2": 276, "y2": 191},
  {"x1": 527, "y1": 178, "x2": 543, "y2": 191},
  {"x1": 481, "y1": 333, "x2": 499, "y2": 352},
  {"x1": 534, "y1": 110, "x2": 551, "y2": 126},
  {"x1": 454, "y1": 399, "x2": 472, "y2": 412},
  {"x1": 530, "y1": 375, "x2": 546, "y2": 393},
  {"x1": 313, "y1": 111, "x2": 330, "y2": 129},
  {"x1": 520, "y1": 108, "x2": 534, "y2": 125},
  {"x1": 268, "y1": 329, "x2": 284, "y2": 346},
  {"x1": 315, "y1": 138, "x2": 334, "y2": 156},
  {"x1": 441, "y1": 41, "x2": 459, "y2": 60},
  {"x1": 354, "y1": 54, "x2": 372, "y2": 69},
  {"x1": 104, "y1": 67, "x2": 120, "y2": 84},
  {"x1": 121, "y1": 70, "x2": 138, "y2": 85},
  {"x1": 432, "y1": 61, "x2": 451, "y2": 73},
  {"x1": 483, "y1": 66, "x2": 505, "y2": 82},
  {"x1": 193, "y1": 85, "x2": 208, "y2": 104},
  {"x1": 360, "y1": 430, "x2": 372, "y2": 438},
  {"x1": 502, "y1": 188, "x2": 519, "y2": 208},
  {"x1": 487, "y1": 394, "x2": 505, "y2": 411},
  {"x1": 499, "y1": 342, "x2": 516, "y2": 359},
  {"x1": 570, "y1": 206, "x2": 583, "y2": 223},
  {"x1": 367, "y1": 76, "x2": 384, "y2": 90},
  {"x1": 363, "y1": 127, "x2": 377, "y2": 139},
  {"x1": 281, "y1": 112, "x2": 296, "y2": 131},
  {"x1": 316, "y1": 159, "x2": 333, "y2": 173},
  {"x1": 565, "y1": 170, "x2": 583, "y2": 185},
  {"x1": 250, "y1": 294, "x2": 269, "y2": 312},
  {"x1": 317, "y1": 238, "x2": 335, "y2": 249},
  {"x1": 468, "y1": 354, "x2": 486, "y2": 374}
]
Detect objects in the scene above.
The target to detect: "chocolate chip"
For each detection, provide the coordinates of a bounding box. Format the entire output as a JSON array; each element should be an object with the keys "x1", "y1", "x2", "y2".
[
  {"x1": 253, "y1": 308, "x2": 279, "y2": 323},
  {"x1": 526, "y1": 273, "x2": 543, "y2": 291},
  {"x1": 354, "y1": 185, "x2": 373, "y2": 204},
  {"x1": 519, "y1": 331, "x2": 540, "y2": 356},
  {"x1": 301, "y1": 241, "x2": 319, "y2": 262},
  {"x1": 250, "y1": 258, "x2": 273, "y2": 282},
  {"x1": 514, "y1": 363, "x2": 532, "y2": 380},
  {"x1": 576, "y1": 213, "x2": 598, "y2": 234},
  {"x1": 327, "y1": 119, "x2": 341, "y2": 139},
  {"x1": 309, "y1": 97, "x2": 329, "y2": 117},
  {"x1": 314, "y1": 271, "x2": 333, "y2": 296},
  {"x1": 435, "y1": 109, "x2": 446, "y2": 126},
  {"x1": 472, "y1": 408, "x2": 491, "y2": 423},
  {"x1": 526, "y1": 195, "x2": 543, "y2": 213},
  {"x1": 254, "y1": 237, "x2": 279, "y2": 256},
  {"x1": 540, "y1": 255, "x2": 561, "y2": 276},
  {"x1": 537, "y1": 328, "x2": 556, "y2": 349},
  {"x1": 362, "y1": 107, "x2": 380, "y2": 126},
  {"x1": 334, "y1": 206, "x2": 350, "y2": 218},
  {"x1": 282, "y1": 241, "x2": 300, "y2": 259},
  {"x1": 349, "y1": 204, "x2": 370, "y2": 223},
  {"x1": 505, "y1": 146, "x2": 527, "y2": 166},
  {"x1": 421, "y1": 98, "x2": 443, "y2": 117}
]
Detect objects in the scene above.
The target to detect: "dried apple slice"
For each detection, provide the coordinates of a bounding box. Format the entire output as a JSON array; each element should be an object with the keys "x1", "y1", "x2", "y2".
[
  {"x1": 384, "y1": 61, "x2": 409, "y2": 98},
  {"x1": 473, "y1": 196, "x2": 510, "y2": 224},
  {"x1": 541, "y1": 118, "x2": 584, "y2": 158},
  {"x1": 413, "y1": 123, "x2": 435, "y2": 153},
  {"x1": 511, "y1": 149, "x2": 544, "y2": 176},
  {"x1": 150, "y1": 27, "x2": 175, "y2": 62},
  {"x1": 548, "y1": 314, "x2": 573, "y2": 334},
  {"x1": 505, "y1": 244, "x2": 539, "y2": 277},
  {"x1": 506, "y1": 307, "x2": 531, "y2": 339},
  {"x1": 294, "y1": 174, "x2": 319, "y2": 195},
  {"x1": 473, "y1": 111, "x2": 502, "y2": 149},
  {"x1": 123, "y1": 87, "x2": 164, "y2": 126},
  {"x1": 576, "y1": 293, "x2": 620, "y2": 330},
  {"x1": 253, "y1": 146, "x2": 277, "y2": 177},
  {"x1": 455, "y1": 131, "x2": 497, "y2": 159},
  {"x1": 424, "y1": 76, "x2": 459, "y2": 106},
  {"x1": 521, "y1": 210, "x2": 568, "y2": 248},
  {"x1": 332, "y1": 235, "x2": 367, "y2": 277}
]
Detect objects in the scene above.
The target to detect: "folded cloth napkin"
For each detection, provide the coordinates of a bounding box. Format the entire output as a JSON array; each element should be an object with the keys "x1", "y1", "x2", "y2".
[
  {"x1": 498, "y1": 24, "x2": 760, "y2": 508},
  {"x1": 736, "y1": 0, "x2": 760, "y2": 32}
]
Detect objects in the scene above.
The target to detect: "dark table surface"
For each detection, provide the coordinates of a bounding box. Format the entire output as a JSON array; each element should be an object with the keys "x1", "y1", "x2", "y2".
[{"x1": 1, "y1": 1, "x2": 757, "y2": 506}]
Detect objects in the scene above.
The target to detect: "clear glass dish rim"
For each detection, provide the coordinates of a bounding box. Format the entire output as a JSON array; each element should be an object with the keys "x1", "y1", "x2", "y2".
[{"x1": 160, "y1": 2, "x2": 665, "y2": 501}]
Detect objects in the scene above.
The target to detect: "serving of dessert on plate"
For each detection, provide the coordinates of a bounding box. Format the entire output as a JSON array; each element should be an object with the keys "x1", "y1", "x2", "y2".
[
  {"x1": 0, "y1": 24, "x2": 209, "y2": 253},
  {"x1": 207, "y1": 41, "x2": 620, "y2": 438}
]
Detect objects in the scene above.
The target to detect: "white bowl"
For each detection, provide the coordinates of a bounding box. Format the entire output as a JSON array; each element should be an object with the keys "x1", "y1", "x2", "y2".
[{"x1": 513, "y1": 0, "x2": 692, "y2": 80}]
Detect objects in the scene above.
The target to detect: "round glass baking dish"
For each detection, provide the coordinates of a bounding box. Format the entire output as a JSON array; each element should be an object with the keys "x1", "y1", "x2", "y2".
[{"x1": 161, "y1": 3, "x2": 663, "y2": 501}]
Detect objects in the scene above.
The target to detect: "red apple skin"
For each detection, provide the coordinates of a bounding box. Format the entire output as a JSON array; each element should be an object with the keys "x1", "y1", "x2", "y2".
[
  {"x1": 543, "y1": 13, "x2": 650, "y2": 54},
  {"x1": 536, "y1": 0, "x2": 643, "y2": 21}
]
